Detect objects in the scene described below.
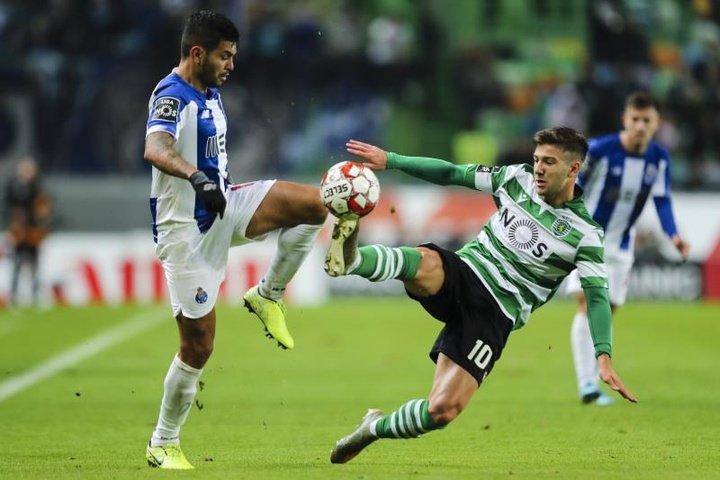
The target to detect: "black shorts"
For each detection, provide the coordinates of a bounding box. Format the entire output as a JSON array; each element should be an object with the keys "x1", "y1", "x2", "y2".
[{"x1": 407, "y1": 243, "x2": 513, "y2": 384}]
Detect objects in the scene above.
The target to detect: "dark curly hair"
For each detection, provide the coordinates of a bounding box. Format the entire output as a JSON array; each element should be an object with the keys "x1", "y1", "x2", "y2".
[{"x1": 181, "y1": 10, "x2": 239, "y2": 58}]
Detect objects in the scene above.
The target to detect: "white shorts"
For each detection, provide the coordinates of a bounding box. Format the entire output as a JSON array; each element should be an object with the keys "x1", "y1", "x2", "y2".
[
  {"x1": 156, "y1": 180, "x2": 276, "y2": 319},
  {"x1": 564, "y1": 251, "x2": 634, "y2": 306}
]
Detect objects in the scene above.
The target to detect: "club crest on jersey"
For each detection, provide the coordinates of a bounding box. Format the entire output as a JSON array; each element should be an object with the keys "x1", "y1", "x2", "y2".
[
  {"x1": 152, "y1": 97, "x2": 179, "y2": 122},
  {"x1": 643, "y1": 163, "x2": 658, "y2": 184},
  {"x1": 195, "y1": 287, "x2": 208, "y2": 304},
  {"x1": 552, "y1": 217, "x2": 572, "y2": 238}
]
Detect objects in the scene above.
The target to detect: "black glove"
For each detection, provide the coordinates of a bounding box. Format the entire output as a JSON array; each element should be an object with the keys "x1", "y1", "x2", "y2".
[{"x1": 189, "y1": 171, "x2": 226, "y2": 218}]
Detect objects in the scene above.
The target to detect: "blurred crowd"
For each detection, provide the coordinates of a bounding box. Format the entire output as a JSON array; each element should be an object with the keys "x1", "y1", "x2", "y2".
[{"x1": 1, "y1": 0, "x2": 719, "y2": 188}]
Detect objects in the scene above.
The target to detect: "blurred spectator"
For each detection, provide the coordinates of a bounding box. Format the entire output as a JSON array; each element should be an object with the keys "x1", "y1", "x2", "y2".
[
  {"x1": 585, "y1": 0, "x2": 653, "y2": 134},
  {"x1": 542, "y1": 80, "x2": 589, "y2": 132},
  {"x1": 0, "y1": 0, "x2": 717, "y2": 188},
  {"x1": 4, "y1": 156, "x2": 51, "y2": 306},
  {"x1": 365, "y1": 9, "x2": 415, "y2": 95},
  {"x1": 666, "y1": 7, "x2": 720, "y2": 186},
  {"x1": 452, "y1": 45, "x2": 507, "y2": 129}
]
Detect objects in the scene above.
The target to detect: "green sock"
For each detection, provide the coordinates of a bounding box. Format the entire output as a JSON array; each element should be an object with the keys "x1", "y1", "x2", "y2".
[
  {"x1": 348, "y1": 245, "x2": 421, "y2": 282},
  {"x1": 371, "y1": 399, "x2": 444, "y2": 439}
]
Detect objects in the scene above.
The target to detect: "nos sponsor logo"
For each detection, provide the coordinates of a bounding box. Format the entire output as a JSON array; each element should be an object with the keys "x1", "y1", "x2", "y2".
[
  {"x1": 499, "y1": 208, "x2": 548, "y2": 258},
  {"x1": 152, "y1": 97, "x2": 179, "y2": 122}
]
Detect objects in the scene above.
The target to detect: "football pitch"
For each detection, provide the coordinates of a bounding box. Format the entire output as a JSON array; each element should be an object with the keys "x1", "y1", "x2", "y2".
[{"x1": 1, "y1": 298, "x2": 718, "y2": 479}]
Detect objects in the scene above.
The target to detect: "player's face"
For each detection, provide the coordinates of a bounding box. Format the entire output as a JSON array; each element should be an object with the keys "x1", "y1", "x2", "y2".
[
  {"x1": 198, "y1": 40, "x2": 237, "y2": 88},
  {"x1": 622, "y1": 106, "x2": 659, "y2": 152},
  {"x1": 533, "y1": 144, "x2": 579, "y2": 205}
]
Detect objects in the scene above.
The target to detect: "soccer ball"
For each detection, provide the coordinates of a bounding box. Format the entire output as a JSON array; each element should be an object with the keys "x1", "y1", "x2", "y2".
[{"x1": 320, "y1": 161, "x2": 380, "y2": 217}]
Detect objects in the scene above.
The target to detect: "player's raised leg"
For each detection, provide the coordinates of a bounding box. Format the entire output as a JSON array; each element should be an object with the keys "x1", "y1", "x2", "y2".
[
  {"x1": 324, "y1": 217, "x2": 424, "y2": 282},
  {"x1": 324, "y1": 214, "x2": 360, "y2": 276},
  {"x1": 243, "y1": 181, "x2": 326, "y2": 349}
]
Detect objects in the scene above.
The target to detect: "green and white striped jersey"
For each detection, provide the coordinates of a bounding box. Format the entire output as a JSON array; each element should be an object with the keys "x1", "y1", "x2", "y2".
[{"x1": 456, "y1": 163, "x2": 608, "y2": 329}]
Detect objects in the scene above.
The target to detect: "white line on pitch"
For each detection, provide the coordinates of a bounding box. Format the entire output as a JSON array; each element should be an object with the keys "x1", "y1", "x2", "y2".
[{"x1": 0, "y1": 307, "x2": 168, "y2": 403}]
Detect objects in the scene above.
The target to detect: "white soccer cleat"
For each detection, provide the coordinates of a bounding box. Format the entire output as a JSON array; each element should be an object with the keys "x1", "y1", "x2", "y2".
[
  {"x1": 330, "y1": 408, "x2": 384, "y2": 464},
  {"x1": 324, "y1": 214, "x2": 359, "y2": 277}
]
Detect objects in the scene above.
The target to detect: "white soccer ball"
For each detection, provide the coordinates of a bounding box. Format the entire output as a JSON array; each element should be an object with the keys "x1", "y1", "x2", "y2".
[{"x1": 320, "y1": 161, "x2": 380, "y2": 217}]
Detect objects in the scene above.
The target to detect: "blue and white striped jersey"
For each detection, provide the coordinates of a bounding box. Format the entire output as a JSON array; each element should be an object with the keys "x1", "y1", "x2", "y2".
[
  {"x1": 579, "y1": 133, "x2": 678, "y2": 255},
  {"x1": 146, "y1": 69, "x2": 230, "y2": 242}
]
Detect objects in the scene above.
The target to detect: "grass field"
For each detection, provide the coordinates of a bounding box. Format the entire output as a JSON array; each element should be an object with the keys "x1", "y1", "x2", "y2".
[{"x1": 1, "y1": 298, "x2": 719, "y2": 479}]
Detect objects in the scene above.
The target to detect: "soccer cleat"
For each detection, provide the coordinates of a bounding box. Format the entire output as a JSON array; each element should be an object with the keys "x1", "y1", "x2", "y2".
[
  {"x1": 324, "y1": 214, "x2": 360, "y2": 277},
  {"x1": 581, "y1": 390, "x2": 616, "y2": 406},
  {"x1": 146, "y1": 443, "x2": 194, "y2": 470},
  {"x1": 243, "y1": 285, "x2": 294, "y2": 350},
  {"x1": 330, "y1": 408, "x2": 384, "y2": 464}
]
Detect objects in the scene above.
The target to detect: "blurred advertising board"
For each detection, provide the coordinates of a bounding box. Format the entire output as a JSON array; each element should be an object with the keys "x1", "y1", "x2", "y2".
[{"x1": 0, "y1": 189, "x2": 717, "y2": 307}]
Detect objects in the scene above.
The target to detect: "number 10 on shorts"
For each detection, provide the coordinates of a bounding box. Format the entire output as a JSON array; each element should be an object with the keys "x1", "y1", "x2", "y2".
[{"x1": 467, "y1": 339, "x2": 493, "y2": 369}]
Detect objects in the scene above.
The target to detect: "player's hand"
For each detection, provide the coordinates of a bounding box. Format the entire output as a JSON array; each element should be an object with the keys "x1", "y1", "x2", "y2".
[
  {"x1": 598, "y1": 353, "x2": 637, "y2": 403},
  {"x1": 672, "y1": 234, "x2": 690, "y2": 261},
  {"x1": 346, "y1": 139, "x2": 388, "y2": 170},
  {"x1": 189, "y1": 170, "x2": 226, "y2": 218}
]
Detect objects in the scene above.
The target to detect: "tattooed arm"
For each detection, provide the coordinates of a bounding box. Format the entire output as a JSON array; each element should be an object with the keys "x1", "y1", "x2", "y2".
[
  {"x1": 144, "y1": 131, "x2": 197, "y2": 179},
  {"x1": 145, "y1": 131, "x2": 227, "y2": 216}
]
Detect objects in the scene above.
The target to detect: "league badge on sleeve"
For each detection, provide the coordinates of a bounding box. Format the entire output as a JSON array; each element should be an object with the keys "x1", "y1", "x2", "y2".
[{"x1": 152, "y1": 97, "x2": 180, "y2": 123}]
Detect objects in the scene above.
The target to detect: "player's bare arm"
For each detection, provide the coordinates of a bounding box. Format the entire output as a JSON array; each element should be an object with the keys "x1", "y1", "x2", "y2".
[
  {"x1": 145, "y1": 130, "x2": 226, "y2": 217},
  {"x1": 672, "y1": 234, "x2": 690, "y2": 261},
  {"x1": 145, "y1": 131, "x2": 197, "y2": 179},
  {"x1": 346, "y1": 140, "x2": 388, "y2": 170},
  {"x1": 598, "y1": 354, "x2": 637, "y2": 403}
]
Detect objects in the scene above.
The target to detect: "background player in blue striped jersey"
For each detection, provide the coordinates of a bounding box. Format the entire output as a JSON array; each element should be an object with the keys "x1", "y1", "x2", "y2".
[
  {"x1": 324, "y1": 128, "x2": 636, "y2": 464},
  {"x1": 565, "y1": 92, "x2": 690, "y2": 406},
  {"x1": 143, "y1": 11, "x2": 327, "y2": 469}
]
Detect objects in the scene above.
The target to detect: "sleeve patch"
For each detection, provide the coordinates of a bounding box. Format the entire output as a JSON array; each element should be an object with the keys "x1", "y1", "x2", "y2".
[
  {"x1": 152, "y1": 97, "x2": 180, "y2": 123},
  {"x1": 476, "y1": 165, "x2": 501, "y2": 173}
]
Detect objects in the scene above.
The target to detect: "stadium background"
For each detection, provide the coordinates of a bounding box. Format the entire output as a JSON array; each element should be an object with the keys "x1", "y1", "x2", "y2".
[
  {"x1": 1, "y1": 2, "x2": 720, "y2": 479},
  {"x1": 1, "y1": 0, "x2": 719, "y2": 306}
]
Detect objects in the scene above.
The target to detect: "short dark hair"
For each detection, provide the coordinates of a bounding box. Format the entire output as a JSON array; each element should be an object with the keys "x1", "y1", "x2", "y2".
[
  {"x1": 625, "y1": 91, "x2": 661, "y2": 112},
  {"x1": 533, "y1": 126, "x2": 588, "y2": 162},
  {"x1": 181, "y1": 10, "x2": 239, "y2": 58}
]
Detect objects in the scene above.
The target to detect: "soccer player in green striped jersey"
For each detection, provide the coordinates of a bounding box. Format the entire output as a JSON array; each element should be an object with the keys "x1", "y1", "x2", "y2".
[{"x1": 325, "y1": 127, "x2": 637, "y2": 464}]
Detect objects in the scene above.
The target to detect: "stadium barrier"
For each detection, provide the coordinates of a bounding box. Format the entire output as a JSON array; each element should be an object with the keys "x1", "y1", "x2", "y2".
[{"x1": 0, "y1": 190, "x2": 717, "y2": 307}]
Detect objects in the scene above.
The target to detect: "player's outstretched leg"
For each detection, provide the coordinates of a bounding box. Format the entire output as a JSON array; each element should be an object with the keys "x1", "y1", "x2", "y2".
[
  {"x1": 331, "y1": 409, "x2": 383, "y2": 464},
  {"x1": 243, "y1": 286, "x2": 292, "y2": 349},
  {"x1": 146, "y1": 443, "x2": 194, "y2": 470},
  {"x1": 324, "y1": 214, "x2": 360, "y2": 277},
  {"x1": 331, "y1": 399, "x2": 444, "y2": 464}
]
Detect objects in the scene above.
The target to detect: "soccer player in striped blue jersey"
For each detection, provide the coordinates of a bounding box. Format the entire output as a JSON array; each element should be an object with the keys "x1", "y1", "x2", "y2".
[
  {"x1": 566, "y1": 92, "x2": 689, "y2": 405},
  {"x1": 143, "y1": 11, "x2": 327, "y2": 469},
  {"x1": 325, "y1": 128, "x2": 636, "y2": 464}
]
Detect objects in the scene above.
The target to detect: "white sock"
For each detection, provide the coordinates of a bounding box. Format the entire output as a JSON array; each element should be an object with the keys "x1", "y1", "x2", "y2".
[
  {"x1": 150, "y1": 355, "x2": 203, "y2": 447},
  {"x1": 570, "y1": 311, "x2": 599, "y2": 396},
  {"x1": 259, "y1": 224, "x2": 322, "y2": 301}
]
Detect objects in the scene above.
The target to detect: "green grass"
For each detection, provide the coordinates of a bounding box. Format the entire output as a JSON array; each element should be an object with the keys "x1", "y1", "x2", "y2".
[{"x1": 1, "y1": 299, "x2": 719, "y2": 479}]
